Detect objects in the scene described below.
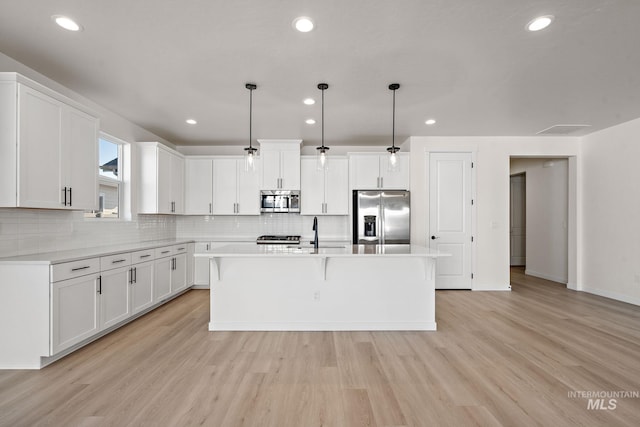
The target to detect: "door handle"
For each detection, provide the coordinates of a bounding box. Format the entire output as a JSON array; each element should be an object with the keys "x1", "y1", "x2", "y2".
[
  {"x1": 431, "y1": 236, "x2": 439, "y2": 240},
  {"x1": 69, "y1": 187, "x2": 72, "y2": 206}
]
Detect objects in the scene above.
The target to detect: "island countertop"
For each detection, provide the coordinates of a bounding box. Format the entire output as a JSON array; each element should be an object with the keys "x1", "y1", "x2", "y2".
[{"x1": 195, "y1": 243, "x2": 450, "y2": 258}]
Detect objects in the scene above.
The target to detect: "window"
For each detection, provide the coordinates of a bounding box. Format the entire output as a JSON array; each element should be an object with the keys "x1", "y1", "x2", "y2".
[{"x1": 86, "y1": 133, "x2": 127, "y2": 219}]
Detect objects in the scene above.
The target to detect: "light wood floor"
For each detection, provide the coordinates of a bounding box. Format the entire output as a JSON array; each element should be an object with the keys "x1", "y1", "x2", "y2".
[{"x1": 1, "y1": 268, "x2": 640, "y2": 426}]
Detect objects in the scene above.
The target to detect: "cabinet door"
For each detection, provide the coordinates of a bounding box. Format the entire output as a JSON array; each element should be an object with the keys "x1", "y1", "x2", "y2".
[
  {"x1": 300, "y1": 157, "x2": 325, "y2": 215},
  {"x1": 156, "y1": 148, "x2": 173, "y2": 214},
  {"x1": 236, "y1": 158, "x2": 261, "y2": 215},
  {"x1": 100, "y1": 266, "x2": 132, "y2": 330},
  {"x1": 131, "y1": 261, "x2": 154, "y2": 314},
  {"x1": 212, "y1": 158, "x2": 237, "y2": 214},
  {"x1": 171, "y1": 154, "x2": 185, "y2": 214},
  {"x1": 171, "y1": 254, "x2": 187, "y2": 294},
  {"x1": 324, "y1": 158, "x2": 349, "y2": 215},
  {"x1": 380, "y1": 153, "x2": 410, "y2": 190},
  {"x1": 349, "y1": 155, "x2": 380, "y2": 190},
  {"x1": 17, "y1": 85, "x2": 64, "y2": 209},
  {"x1": 62, "y1": 107, "x2": 98, "y2": 210},
  {"x1": 185, "y1": 159, "x2": 213, "y2": 214},
  {"x1": 261, "y1": 150, "x2": 281, "y2": 189},
  {"x1": 194, "y1": 242, "x2": 211, "y2": 286},
  {"x1": 154, "y1": 257, "x2": 172, "y2": 303},
  {"x1": 280, "y1": 150, "x2": 300, "y2": 190},
  {"x1": 51, "y1": 274, "x2": 100, "y2": 354}
]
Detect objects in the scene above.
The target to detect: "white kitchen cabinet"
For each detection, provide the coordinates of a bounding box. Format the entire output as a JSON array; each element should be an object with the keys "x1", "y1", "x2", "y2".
[
  {"x1": 171, "y1": 244, "x2": 188, "y2": 294},
  {"x1": 51, "y1": 273, "x2": 100, "y2": 355},
  {"x1": 193, "y1": 242, "x2": 212, "y2": 287},
  {"x1": 139, "y1": 142, "x2": 185, "y2": 214},
  {"x1": 185, "y1": 157, "x2": 260, "y2": 215},
  {"x1": 212, "y1": 157, "x2": 261, "y2": 215},
  {"x1": 187, "y1": 243, "x2": 195, "y2": 287},
  {"x1": 99, "y1": 265, "x2": 132, "y2": 330},
  {"x1": 0, "y1": 73, "x2": 98, "y2": 210},
  {"x1": 185, "y1": 158, "x2": 214, "y2": 214},
  {"x1": 349, "y1": 153, "x2": 410, "y2": 190},
  {"x1": 301, "y1": 156, "x2": 349, "y2": 215},
  {"x1": 259, "y1": 139, "x2": 301, "y2": 190},
  {"x1": 154, "y1": 251, "x2": 173, "y2": 303},
  {"x1": 131, "y1": 260, "x2": 154, "y2": 314}
]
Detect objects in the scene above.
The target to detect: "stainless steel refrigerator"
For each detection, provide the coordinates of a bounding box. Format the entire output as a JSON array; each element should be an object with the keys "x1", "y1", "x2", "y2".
[{"x1": 352, "y1": 190, "x2": 410, "y2": 244}]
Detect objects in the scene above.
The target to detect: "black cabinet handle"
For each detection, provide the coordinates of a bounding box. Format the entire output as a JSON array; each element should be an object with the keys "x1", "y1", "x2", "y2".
[
  {"x1": 133, "y1": 267, "x2": 137, "y2": 283},
  {"x1": 431, "y1": 236, "x2": 439, "y2": 240},
  {"x1": 112, "y1": 259, "x2": 126, "y2": 264},
  {"x1": 140, "y1": 254, "x2": 151, "y2": 259},
  {"x1": 71, "y1": 266, "x2": 91, "y2": 272},
  {"x1": 97, "y1": 275, "x2": 102, "y2": 294},
  {"x1": 69, "y1": 187, "x2": 72, "y2": 206},
  {"x1": 62, "y1": 187, "x2": 67, "y2": 206}
]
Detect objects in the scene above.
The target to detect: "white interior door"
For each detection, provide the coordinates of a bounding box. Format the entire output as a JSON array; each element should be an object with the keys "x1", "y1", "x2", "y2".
[
  {"x1": 510, "y1": 174, "x2": 526, "y2": 266},
  {"x1": 429, "y1": 152, "x2": 473, "y2": 289}
]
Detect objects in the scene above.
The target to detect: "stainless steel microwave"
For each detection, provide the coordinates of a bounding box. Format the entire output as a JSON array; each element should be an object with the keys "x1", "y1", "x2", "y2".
[{"x1": 260, "y1": 190, "x2": 300, "y2": 213}]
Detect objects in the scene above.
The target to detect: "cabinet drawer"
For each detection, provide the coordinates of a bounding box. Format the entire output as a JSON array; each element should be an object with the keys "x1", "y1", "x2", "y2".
[
  {"x1": 100, "y1": 253, "x2": 132, "y2": 271},
  {"x1": 173, "y1": 244, "x2": 188, "y2": 254},
  {"x1": 155, "y1": 247, "x2": 174, "y2": 258},
  {"x1": 51, "y1": 258, "x2": 100, "y2": 282},
  {"x1": 131, "y1": 249, "x2": 155, "y2": 263}
]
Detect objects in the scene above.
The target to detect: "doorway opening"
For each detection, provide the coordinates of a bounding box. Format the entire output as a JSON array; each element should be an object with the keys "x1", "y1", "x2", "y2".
[{"x1": 509, "y1": 157, "x2": 569, "y2": 285}]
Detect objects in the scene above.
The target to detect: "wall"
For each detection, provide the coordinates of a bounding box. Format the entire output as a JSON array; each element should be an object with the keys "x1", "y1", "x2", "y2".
[
  {"x1": 510, "y1": 158, "x2": 568, "y2": 283},
  {"x1": 406, "y1": 136, "x2": 579, "y2": 291},
  {"x1": 581, "y1": 117, "x2": 640, "y2": 305}
]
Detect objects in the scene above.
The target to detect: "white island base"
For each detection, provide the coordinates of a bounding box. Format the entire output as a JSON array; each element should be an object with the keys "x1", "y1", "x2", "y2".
[{"x1": 199, "y1": 245, "x2": 448, "y2": 331}]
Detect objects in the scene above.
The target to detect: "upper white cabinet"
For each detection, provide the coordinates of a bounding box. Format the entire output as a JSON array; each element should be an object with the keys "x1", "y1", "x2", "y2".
[
  {"x1": 349, "y1": 153, "x2": 410, "y2": 190},
  {"x1": 185, "y1": 156, "x2": 261, "y2": 215},
  {"x1": 138, "y1": 142, "x2": 185, "y2": 214},
  {"x1": 259, "y1": 139, "x2": 301, "y2": 190},
  {"x1": 300, "y1": 156, "x2": 349, "y2": 215},
  {"x1": 0, "y1": 73, "x2": 98, "y2": 210}
]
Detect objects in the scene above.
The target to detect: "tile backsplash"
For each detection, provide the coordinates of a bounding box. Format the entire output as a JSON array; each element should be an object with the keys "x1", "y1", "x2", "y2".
[
  {"x1": 176, "y1": 214, "x2": 350, "y2": 242},
  {"x1": 0, "y1": 209, "x2": 350, "y2": 258},
  {"x1": 0, "y1": 209, "x2": 176, "y2": 258}
]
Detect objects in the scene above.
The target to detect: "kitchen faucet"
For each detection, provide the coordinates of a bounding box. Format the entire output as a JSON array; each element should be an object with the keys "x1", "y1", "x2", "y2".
[{"x1": 312, "y1": 216, "x2": 319, "y2": 249}]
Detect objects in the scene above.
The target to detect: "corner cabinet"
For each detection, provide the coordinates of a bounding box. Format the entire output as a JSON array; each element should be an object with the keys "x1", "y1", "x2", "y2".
[
  {"x1": 258, "y1": 139, "x2": 301, "y2": 190},
  {"x1": 184, "y1": 156, "x2": 261, "y2": 215},
  {"x1": 0, "y1": 73, "x2": 98, "y2": 210},
  {"x1": 138, "y1": 142, "x2": 185, "y2": 214},
  {"x1": 300, "y1": 156, "x2": 349, "y2": 215},
  {"x1": 349, "y1": 153, "x2": 410, "y2": 190}
]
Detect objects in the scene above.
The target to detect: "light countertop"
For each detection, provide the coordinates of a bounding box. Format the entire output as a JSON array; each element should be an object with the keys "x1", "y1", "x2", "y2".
[
  {"x1": 0, "y1": 239, "x2": 195, "y2": 265},
  {"x1": 195, "y1": 244, "x2": 450, "y2": 258}
]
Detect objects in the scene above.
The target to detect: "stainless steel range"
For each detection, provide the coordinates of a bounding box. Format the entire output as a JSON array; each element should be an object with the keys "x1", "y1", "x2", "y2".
[{"x1": 256, "y1": 235, "x2": 301, "y2": 244}]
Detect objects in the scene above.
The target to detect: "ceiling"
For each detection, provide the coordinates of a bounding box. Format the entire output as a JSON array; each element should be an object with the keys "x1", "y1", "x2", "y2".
[{"x1": 1, "y1": 0, "x2": 639, "y2": 147}]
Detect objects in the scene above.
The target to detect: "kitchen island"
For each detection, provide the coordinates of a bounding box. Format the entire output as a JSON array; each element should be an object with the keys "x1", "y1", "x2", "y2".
[{"x1": 196, "y1": 244, "x2": 449, "y2": 331}]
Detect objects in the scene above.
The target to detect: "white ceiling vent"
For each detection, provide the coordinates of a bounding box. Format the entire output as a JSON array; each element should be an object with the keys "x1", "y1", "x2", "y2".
[{"x1": 536, "y1": 124, "x2": 591, "y2": 135}]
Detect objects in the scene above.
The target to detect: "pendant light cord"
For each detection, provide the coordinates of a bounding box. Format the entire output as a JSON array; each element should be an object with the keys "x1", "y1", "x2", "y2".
[
  {"x1": 321, "y1": 86, "x2": 325, "y2": 149},
  {"x1": 249, "y1": 86, "x2": 253, "y2": 150},
  {"x1": 392, "y1": 87, "x2": 396, "y2": 150}
]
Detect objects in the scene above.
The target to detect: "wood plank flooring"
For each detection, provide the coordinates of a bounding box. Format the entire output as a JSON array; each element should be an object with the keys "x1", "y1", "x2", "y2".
[{"x1": 1, "y1": 267, "x2": 640, "y2": 426}]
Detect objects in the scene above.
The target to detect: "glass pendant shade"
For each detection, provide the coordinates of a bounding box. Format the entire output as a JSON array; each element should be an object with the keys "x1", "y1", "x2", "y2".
[
  {"x1": 387, "y1": 83, "x2": 400, "y2": 173},
  {"x1": 316, "y1": 83, "x2": 329, "y2": 171},
  {"x1": 244, "y1": 83, "x2": 257, "y2": 173}
]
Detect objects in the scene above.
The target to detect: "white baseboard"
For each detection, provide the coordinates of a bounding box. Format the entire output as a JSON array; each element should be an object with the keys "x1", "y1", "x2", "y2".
[
  {"x1": 525, "y1": 269, "x2": 567, "y2": 285},
  {"x1": 209, "y1": 321, "x2": 437, "y2": 331},
  {"x1": 581, "y1": 286, "x2": 640, "y2": 306}
]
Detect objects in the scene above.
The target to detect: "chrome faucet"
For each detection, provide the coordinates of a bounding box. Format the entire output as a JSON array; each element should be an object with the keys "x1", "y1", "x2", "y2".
[{"x1": 312, "y1": 216, "x2": 319, "y2": 249}]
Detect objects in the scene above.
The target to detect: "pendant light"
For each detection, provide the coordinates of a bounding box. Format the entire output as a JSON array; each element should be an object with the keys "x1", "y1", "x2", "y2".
[
  {"x1": 316, "y1": 83, "x2": 329, "y2": 170},
  {"x1": 387, "y1": 83, "x2": 400, "y2": 173},
  {"x1": 244, "y1": 83, "x2": 257, "y2": 172}
]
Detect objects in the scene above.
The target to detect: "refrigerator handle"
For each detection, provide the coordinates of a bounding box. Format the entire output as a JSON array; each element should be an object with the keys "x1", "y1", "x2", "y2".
[{"x1": 379, "y1": 200, "x2": 385, "y2": 245}]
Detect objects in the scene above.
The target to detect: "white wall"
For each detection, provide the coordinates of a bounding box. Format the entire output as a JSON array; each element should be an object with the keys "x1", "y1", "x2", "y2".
[
  {"x1": 510, "y1": 158, "x2": 568, "y2": 283},
  {"x1": 407, "y1": 136, "x2": 579, "y2": 291},
  {"x1": 581, "y1": 117, "x2": 640, "y2": 305}
]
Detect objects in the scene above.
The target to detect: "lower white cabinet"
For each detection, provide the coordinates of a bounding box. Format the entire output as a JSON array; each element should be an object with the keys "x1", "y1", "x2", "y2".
[
  {"x1": 99, "y1": 266, "x2": 132, "y2": 330},
  {"x1": 154, "y1": 244, "x2": 188, "y2": 302},
  {"x1": 154, "y1": 256, "x2": 173, "y2": 303},
  {"x1": 51, "y1": 273, "x2": 100, "y2": 355},
  {"x1": 131, "y1": 260, "x2": 154, "y2": 314},
  {"x1": 172, "y1": 253, "x2": 187, "y2": 293}
]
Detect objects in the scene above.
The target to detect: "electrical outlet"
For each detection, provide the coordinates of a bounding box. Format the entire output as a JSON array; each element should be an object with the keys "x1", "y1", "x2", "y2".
[{"x1": 313, "y1": 291, "x2": 320, "y2": 301}]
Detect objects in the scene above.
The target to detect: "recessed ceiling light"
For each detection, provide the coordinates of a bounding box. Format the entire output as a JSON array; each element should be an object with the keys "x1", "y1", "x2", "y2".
[
  {"x1": 293, "y1": 16, "x2": 314, "y2": 32},
  {"x1": 186, "y1": 119, "x2": 197, "y2": 125},
  {"x1": 425, "y1": 119, "x2": 436, "y2": 125},
  {"x1": 52, "y1": 15, "x2": 82, "y2": 32},
  {"x1": 305, "y1": 119, "x2": 316, "y2": 125},
  {"x1": 303, "y1": 98, "x2": 315, "y2": 105},
  {"x1": 527, "y1": 15, "x2": 554, "y2": 32}
]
